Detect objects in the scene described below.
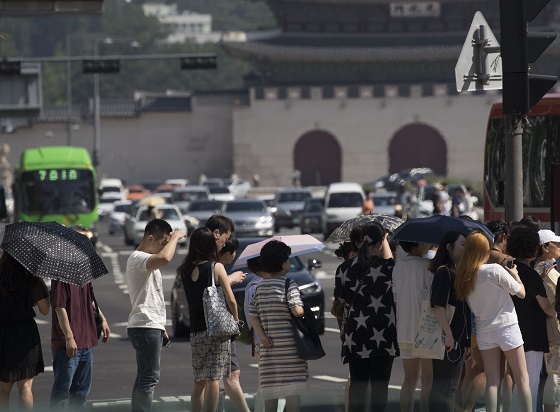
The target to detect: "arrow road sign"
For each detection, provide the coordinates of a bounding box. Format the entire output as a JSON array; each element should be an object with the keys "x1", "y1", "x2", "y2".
[{"x1": 455, "y1": 11, "x2": 503, "y2": 92}]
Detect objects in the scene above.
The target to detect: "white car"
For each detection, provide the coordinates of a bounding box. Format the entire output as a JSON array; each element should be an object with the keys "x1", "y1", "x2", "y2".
[
  {"x1": 208, "y1": 186, "x2": 234, "y2": 202},
  {"x1": 108, "y1": 200, "x2": 132, "y2": 235},
  {"x1": 98, "y1": 196, "x2": 119, "y2": 218},
  {"x1": 124, "y1": 204, "x2": 188, "y2": 247}
]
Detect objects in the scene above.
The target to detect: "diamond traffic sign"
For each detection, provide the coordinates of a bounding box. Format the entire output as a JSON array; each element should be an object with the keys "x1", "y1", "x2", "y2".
[{"x1": 455, "y1": 11, "x2": 502, "y2": 92}]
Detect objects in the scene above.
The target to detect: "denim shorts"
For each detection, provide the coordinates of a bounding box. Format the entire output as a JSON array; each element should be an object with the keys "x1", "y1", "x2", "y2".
[{"x1": 476, "y1": 323, "x2": 524, "y2": 351}]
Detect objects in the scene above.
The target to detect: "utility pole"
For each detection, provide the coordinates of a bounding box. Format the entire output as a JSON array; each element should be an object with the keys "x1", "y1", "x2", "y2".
[{"x1": 499, "y1": 0, "x2": 557, "y2": 222}]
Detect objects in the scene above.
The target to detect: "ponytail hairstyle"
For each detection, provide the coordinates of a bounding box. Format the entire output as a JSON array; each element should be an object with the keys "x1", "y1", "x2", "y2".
[
  {"x1": 455, "y1": 231, "x2": 491, "y2": 301},
  {"x1": 357, "y1": 221, "x2": 386, "y2": 267}
]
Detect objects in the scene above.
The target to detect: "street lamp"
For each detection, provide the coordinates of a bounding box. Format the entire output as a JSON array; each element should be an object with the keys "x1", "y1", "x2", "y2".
[{"x1": 65, "y1": 35, "x2": 140, "y2": 166}]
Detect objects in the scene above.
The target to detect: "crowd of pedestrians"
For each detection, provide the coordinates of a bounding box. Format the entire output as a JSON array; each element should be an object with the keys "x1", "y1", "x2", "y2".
[{"x1": 4, "y1": 208, "x2": 560, "y2": 412}]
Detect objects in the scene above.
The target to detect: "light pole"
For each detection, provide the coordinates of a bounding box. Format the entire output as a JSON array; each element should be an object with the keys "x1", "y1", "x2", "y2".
[{"x1": 65, "y1": 35, "x2": 140, "y2": 166}]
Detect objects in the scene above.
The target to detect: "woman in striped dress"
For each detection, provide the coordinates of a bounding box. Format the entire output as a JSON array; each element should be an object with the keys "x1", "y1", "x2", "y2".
[{"x1": 249, "y1": 240, "x2": 307, "y2": 412}]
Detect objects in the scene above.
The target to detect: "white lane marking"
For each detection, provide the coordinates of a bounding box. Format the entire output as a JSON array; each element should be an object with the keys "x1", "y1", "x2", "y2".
[
  {"x1": 325, "y1": 327, "x2": 341, "y2": 334},
  {"x1": 162, "y1": 274, "x2": 176, "y2": 280},
  {"x1": 45, "y1": 366, "x2": 53, "y2": 372},
  {"x1": 249, "y1": 363, "x2": 258, "y2": 368},
  {"x1": 113, "y1": 322, "x2": 129, "y2": 327},
  {"x1": 108, "y1": 333, "x2": 122, "y2": 338},
  {"x1": 312, "y1": 375, "x2": 347, "y2": 383}
]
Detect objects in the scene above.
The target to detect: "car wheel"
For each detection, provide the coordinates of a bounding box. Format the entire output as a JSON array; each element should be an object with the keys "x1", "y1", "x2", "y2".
[{"x1": 172, "y1": 302, "x2": 189, "y2": 338}]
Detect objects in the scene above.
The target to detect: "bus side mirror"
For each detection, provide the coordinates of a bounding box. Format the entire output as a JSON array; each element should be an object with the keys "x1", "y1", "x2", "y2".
[{"x1": 0, "y1": 186, "x2": 8, "y2": 221}]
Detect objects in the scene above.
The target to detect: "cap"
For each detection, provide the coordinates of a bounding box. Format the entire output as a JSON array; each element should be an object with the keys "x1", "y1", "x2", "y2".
[{"x1": 538, "y1": 229, "x2": 560, "y2": 245}]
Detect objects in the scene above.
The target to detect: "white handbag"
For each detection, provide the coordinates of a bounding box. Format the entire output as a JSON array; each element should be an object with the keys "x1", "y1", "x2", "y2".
[
  {"x1": 412, "y1": 267, "x2": 455, "y2": 360},
  {"x1": 202, "y1": 263, "x2": 239, "y2": 337}
]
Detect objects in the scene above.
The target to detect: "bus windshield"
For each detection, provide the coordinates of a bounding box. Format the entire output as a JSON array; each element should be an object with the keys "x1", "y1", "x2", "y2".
[{"x1": 20, "y1": 169, "x2": 96, "y2": 214}]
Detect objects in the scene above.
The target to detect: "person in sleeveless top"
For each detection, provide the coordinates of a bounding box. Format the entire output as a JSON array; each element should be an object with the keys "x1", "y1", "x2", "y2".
[
  {"x1": 0, "y1": 252, "x2": 50, "y2": 410},
  {"x1": 177, "y1": 227, "x2": 239, "y2": 412}
]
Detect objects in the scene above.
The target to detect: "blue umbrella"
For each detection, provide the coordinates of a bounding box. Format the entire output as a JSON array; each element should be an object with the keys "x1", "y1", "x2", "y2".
[{"x1": 392, "y1": 215, "x2": 494, "y2": 245}]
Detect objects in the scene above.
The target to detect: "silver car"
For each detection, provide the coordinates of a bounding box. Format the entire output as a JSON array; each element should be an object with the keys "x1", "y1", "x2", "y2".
[
  {"x1": 185, "y1": 200, "x2": 224, "y2": 228},
  {"x1": 221, "y1": 199, "x2": 274, "y2": 237}
]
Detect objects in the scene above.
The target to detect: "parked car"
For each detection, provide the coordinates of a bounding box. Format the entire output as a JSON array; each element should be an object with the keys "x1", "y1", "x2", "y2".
[
  {"x1": 171, "y1": 186, "x2": 211, "y2": 213},
  {"x1": 221, "y1": 199, "x2": 274, "y2": 237},
  {"x1": 126, "y1": 185, "x2": 150, "y2": 201},
  {"x1": 228, "y1": 179, "x2": 252, "y2": 198},
  {"x1": 108, "y1": 200, "x2": 132, "y2": 235},
  {"x1": 372, "y1": 191, "x2": 399, "y2": 215},
  {"x1": 300, "y1": 198, "x2": 324, "y2": 234},
  {"x1": 124, "y1": 204, "x2": 187, "y2": 247},
  {"x1": 185, "y1": 200, "x2": 224, "y2": 228},
  {"x1": 170, "y1": 237, "x2": 325, "y2": 337},
  {"x1": 273, "y1": 188, "x2": 313, "y2": 231},
  {"x1": 208, "y1": 186, "x2": 234, "y2": 202}
]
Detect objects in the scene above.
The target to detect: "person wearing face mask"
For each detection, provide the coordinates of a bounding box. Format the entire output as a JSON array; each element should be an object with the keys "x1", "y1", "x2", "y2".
[
  {"x1": 334, "y1": 222, "x2": 398, "y2": 411},
  {"x1": 427, "y1": 231, "x2": 472, "y2": 412}
]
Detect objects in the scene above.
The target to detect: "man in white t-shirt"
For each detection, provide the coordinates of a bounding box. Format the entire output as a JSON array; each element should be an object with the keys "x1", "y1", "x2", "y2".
[{"x1": 125, "y1": 219, "x2": 185, "y2": 412}]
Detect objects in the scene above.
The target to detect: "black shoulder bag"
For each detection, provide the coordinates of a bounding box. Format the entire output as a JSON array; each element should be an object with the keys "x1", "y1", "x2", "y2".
[{"x1": 284, "y1": 278, "x2": 326, "y2": 361}]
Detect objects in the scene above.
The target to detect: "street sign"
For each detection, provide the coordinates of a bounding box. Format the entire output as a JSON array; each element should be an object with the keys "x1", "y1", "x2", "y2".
[{"x1": 455, "y1": 11, "x2": 502, "y2": 92}]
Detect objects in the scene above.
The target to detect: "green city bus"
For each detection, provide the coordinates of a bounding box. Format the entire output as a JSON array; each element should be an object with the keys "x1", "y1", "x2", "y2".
[{"x1": 13, "y1": 146, "x2": 99, "y2": 238}]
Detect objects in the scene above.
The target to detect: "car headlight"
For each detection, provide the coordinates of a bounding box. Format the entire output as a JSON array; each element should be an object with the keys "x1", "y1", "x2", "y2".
[
  {"x1": 299, "y1": 281, "x2": 322, "y2": 295},
  {"x1": 303, "y1": 217, "x2": 320, "y2": 225},
  {"x1": 256, "y1": 216, "x2": 273, "y2": 227}
]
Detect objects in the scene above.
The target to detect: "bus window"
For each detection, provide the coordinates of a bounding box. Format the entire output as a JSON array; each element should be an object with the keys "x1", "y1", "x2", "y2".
[{"x1": 20, "y1": 169, "x2": 95, "y2": 215}]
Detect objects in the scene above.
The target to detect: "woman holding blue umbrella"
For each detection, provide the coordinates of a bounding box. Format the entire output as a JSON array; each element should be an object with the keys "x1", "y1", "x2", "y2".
[{"x1": 0, "y1": 252, "x2": 50, "y2": 410}]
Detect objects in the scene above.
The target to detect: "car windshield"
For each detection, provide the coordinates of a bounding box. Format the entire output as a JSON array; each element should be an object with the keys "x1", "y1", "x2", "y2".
[
  {"x1": 100, "y1": 187, "x2": 121, "y2": 195},
  {"x1": 172, "y1": 191, "x2": 208, "y2": 202},
  {"x1": 188, "y1": 200, "x2": 223, "y2": 211},
  {"x1": 304, "y1": 200, "x2": 323, "y2": 212},
  {"x1": 373, "y1": 195, "x2": 397, "y2": 206},
  {"x1": 327, "y1": 192, "x2": 363, "y2": 208},
  {"x1": 99, "y1": 198, "x2": 115, "y2": 204},
  {"x1": 209, "y1": 187, "x2": 230, "y2": 194},
  {"x1": 277, "y1": 191, "x2": 312, "y2": 203},
  {"x1": 224, "y1": 202, "x2": 266, "y2": 212},
  {"x1": 139, "y1": 208, "x2": 180, "y2": 221},
  {"x1": 114, "y1": 204, "x2": 131, "y2": 213}
]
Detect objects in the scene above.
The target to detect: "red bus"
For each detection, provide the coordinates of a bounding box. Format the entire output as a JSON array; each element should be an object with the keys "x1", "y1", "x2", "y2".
[{"x1": 484, "y1": 94, "x2": 560, "y2": 231}]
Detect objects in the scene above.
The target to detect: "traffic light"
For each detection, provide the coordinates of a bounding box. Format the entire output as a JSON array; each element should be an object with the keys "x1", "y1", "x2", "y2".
[
  {"x1": 180, "y1": 55, "x2": 217, "y2": 70},
  {"x1": 82, "y1": 59, "x2": 120, "y2": 74},
  {"x1": 0, "y1": 60, "x2": 21, "y2": 75},
  {"x1": 499, "y1": 0, "x2": 557, "y2": 114}
]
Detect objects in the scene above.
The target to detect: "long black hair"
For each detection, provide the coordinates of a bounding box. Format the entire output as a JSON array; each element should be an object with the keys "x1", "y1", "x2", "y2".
[
  {"x1": 177, "y1": 227, "x2": 218, "y2": 277},
  {"x1": 0, "y1": 252, "x2": 34, "y2": 297},
  {"x1": 428, "y1": 231, "x2": 463, "y2": 274}
]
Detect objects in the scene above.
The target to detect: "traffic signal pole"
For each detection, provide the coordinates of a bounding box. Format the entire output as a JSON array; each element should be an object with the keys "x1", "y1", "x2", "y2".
[
  {"x1": 499, "y1": 0, "x2": 557, "y2": 223},
  {"x1": 504, "y1": 115, "x2": 524, "y2": 222}
]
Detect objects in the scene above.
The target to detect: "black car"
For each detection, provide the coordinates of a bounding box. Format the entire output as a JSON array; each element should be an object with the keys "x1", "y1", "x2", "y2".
[
  {"x1": 170, "y1": 237, "x2": 325, "y2": 337},
  {"x1": 299, "y1": 197, "x2": 324, "y2": 234}
]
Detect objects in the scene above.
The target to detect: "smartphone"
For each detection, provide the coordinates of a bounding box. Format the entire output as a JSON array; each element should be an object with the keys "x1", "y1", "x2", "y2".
[
  {"x1": 505, "y1": 259, "x2": 514, "y2": 269},
  {"x1": 162, "y1": 335, "x2": 171, "y2": 348}
]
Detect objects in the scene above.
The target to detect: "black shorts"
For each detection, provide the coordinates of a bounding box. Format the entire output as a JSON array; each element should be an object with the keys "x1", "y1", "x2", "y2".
[{"x1": 231, "y1": 341, "x2": 239, "y2": 371}]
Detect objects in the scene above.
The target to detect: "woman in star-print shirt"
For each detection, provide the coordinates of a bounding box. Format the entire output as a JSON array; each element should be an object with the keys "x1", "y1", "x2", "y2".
[{"x1": 334, "y1": 222, "x2": 399, "y2": 411}]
